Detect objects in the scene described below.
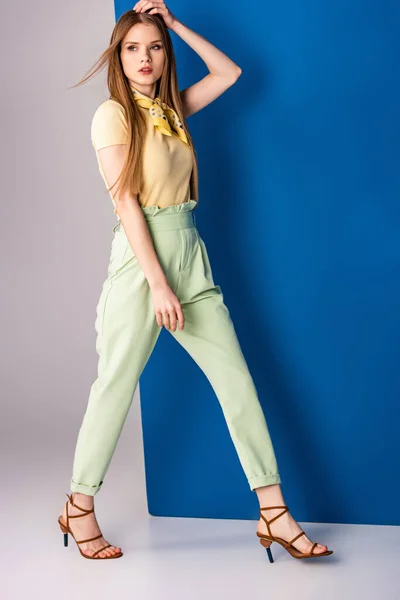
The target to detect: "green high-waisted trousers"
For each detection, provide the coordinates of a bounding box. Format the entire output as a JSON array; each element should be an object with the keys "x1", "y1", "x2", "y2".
[{"x1": 70, "y1": 199, "x2": 281, "y2": 496}]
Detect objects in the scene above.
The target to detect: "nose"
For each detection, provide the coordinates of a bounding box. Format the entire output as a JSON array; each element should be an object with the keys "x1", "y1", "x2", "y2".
[{"x1": 140, "y1": 50, "x2": 152, "y2": 62}]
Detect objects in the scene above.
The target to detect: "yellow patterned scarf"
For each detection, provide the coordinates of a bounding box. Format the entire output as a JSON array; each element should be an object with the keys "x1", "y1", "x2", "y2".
[{"x1": 130, "y1": 85, "x2": 189, "y2": 146}]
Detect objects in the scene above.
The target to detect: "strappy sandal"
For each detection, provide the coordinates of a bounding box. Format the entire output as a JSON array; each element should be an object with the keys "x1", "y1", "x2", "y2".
[
  {"x1": 57, "y1": 493, "x2": 123, "y2": 559},
  {"x1": 256, "y1": 505, "x2": 334, "y2": 562}
]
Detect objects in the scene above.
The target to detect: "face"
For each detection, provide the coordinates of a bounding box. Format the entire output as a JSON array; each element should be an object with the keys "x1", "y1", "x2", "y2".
[{"x1": 120, "y1": 23, "x2": 165, "y2": 98}]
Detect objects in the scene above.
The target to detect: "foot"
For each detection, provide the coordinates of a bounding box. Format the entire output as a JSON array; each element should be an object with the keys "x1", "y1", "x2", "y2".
[
  {"x1": 60, "y1": 493, "x2": 122, "y2": 558},
  {"x1": 257, "y1": 507, "x2": 328, "y2": 555}
]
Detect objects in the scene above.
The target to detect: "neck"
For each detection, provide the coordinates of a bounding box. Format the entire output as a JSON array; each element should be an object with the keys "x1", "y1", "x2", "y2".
[{"x1": 129, "y1": 82, "x2": 157, "y2": 100}]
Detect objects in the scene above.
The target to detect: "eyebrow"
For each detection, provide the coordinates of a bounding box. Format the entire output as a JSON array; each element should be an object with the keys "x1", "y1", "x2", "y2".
[{"x1": 125, "y1": 40, "x2": 162, "y2": 45}]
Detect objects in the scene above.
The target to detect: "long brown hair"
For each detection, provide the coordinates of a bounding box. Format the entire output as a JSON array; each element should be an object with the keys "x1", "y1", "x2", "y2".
[{"x1": 71, "y1": 10, "x2": 199, "y2": 206}]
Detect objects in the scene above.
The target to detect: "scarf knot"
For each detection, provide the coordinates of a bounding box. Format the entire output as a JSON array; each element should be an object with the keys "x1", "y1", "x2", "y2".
[{"x1": 131, "y1": 86, "x2": 189, "y2": 146}]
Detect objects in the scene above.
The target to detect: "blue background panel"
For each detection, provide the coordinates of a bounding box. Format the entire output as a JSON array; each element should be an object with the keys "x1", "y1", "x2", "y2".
[{"x1": 115, "y1": 0, "x2": 400, "y2": 525}]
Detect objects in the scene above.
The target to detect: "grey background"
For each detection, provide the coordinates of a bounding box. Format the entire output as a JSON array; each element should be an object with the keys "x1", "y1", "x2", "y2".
[{"x1": 1, "y1": 0, "x2": 148, "y2": 545}]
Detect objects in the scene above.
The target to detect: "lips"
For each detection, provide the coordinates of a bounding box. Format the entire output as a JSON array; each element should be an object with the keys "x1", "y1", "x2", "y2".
[{"x1": 139, "y1": 68, "x2": 153, "y2": 73}]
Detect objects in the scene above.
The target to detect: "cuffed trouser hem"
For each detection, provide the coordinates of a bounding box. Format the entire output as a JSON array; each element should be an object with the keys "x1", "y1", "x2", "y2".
[
  {"x1": 70, "y1": 479, "x2": 102, "y2": 496},
  {"x1": 249, "y1": 473, "x2": 282, "y2": 491}
]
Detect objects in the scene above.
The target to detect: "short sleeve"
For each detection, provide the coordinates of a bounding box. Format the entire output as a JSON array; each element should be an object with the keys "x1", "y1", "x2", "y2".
[{"x1": 91, "y1": 100, "x2": 128, "y2": 151}]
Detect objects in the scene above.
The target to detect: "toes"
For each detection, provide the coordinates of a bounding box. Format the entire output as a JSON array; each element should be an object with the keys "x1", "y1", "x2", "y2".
[{"x1": 93, "y1": 545, "x2": 121, "y2": 558}]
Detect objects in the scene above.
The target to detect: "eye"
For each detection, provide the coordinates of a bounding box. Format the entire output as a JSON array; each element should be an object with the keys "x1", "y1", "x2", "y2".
[{"x1": 127, "y1": 44, "x2": 162, "y2": 51}]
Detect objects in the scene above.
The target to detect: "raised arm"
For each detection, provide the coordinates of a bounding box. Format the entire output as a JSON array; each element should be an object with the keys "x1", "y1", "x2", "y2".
[
  {"x1": 172, "y1": 19, "x2": 242, "y2": 119},
  {"x1": 133, "y1": 2, "x2": 242, "y2": 119}
]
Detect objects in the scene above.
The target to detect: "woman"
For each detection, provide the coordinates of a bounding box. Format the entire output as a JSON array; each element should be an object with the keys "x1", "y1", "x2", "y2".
[{"x1": 58, "y1": 2, "x2": 333, "y2": 562}]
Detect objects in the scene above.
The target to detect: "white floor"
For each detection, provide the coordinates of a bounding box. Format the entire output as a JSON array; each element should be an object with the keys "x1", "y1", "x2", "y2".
[
  {"x1": 5, "y1": 507, "x2": 399, "y2": 600},
  {"x1": 3, "y1": 398, "x2": 399, "y2": 600}
]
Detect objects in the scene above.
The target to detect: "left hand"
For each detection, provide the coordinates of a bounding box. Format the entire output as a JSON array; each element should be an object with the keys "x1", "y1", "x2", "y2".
[{"x1": 132, "y1": 1, "x2": 178, "y2": 29}]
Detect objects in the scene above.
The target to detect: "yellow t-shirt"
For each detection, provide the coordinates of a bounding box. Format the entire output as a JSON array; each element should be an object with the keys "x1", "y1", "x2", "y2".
[{"x1": 90, "y1": 97, "x2": 193, "y2": 215}]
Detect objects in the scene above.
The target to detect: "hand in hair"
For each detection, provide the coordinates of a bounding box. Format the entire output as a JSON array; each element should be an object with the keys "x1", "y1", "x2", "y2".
[{"x1": 132, "y1": 1, "x2": 177, "y2": 29}]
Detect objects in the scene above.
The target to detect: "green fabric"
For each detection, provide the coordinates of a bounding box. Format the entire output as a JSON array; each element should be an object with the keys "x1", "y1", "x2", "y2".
[{"x1": 71, "y1": 200, "x2": 281, "y2": 496}]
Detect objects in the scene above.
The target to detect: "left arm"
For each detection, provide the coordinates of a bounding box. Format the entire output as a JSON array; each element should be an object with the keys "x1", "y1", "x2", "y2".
[
  {"x1": 133, "y1": 1, "x2": 242, "y2": 118},
  {"x1": 170, "y1": 19, "x2": 242, "y2": 119}
]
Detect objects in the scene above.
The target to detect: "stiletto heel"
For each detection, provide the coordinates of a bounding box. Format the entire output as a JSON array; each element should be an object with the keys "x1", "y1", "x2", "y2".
[
  {"x1": 259, "y1": 538, "x2": 274, "y2": 563},
  {"x1": 256, "y1": 505, "x2": 334, "y2": 561},
  {"x1": 57, "y1": 492, "x2": 123, "y2": 560},
  {"x1": 59, "y1": 519, "x2": 68, "y2": 546}
]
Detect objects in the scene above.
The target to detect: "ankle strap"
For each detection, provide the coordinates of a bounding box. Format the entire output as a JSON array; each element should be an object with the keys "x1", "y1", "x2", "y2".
[
  {"x1": 259, "y1": 505, "x2": 288, "y2": 537},
  {"x1": 66, "y1": 493, "x2": 94, "y2": 515}
]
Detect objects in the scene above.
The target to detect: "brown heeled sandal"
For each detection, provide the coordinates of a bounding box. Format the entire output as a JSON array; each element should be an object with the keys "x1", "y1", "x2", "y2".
[
  {"x1": 57, "y1": 493, "x2": 123, "y2": 560},
  {"x1": 256, "y1": 505, "x2": 334, "y2": 562}
]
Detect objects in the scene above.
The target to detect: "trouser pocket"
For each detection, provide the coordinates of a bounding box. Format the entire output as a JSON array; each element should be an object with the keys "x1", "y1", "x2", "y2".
[
  {"x1": 107, "y1": 232, "x2": 136, "y2": 279},
  {"x1": 179, "y1": 227, "x2": 200, "y2": 272}
]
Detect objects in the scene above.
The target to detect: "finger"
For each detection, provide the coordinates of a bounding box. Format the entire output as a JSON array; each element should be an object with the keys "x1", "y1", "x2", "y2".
[
  {"x1": 155, "y1": 310, "x2": 163, "y2": 328},
  {"x1": 169, "y1": 309, "x2": 178, "y2": 332},
  {"x1": 138, "y1": 1, "x2": 152, "y2": 12},
  {"x1": 149, "y1": 7, "x2": 167, "y2": 15},
  {"x1": 136, "y1": 1, "x2": 164, "y2": 13},
  {"x1": 141, "y1": 1, "x2": 165, "y2": 12},
  {"x1": 139, "y1": 0, "x2": 163, "y2": 11},
  {"x1": 176, "y1": 304, "x2": 185, "y2": 331},
  {"x1": 135, "y1": 0, "x2": 148, "y2": 11},
  {"x1": 162, "y1": 309, "x2": 171, "y2": 330}
]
